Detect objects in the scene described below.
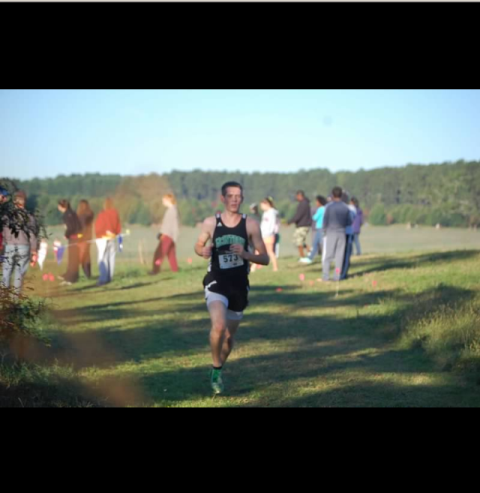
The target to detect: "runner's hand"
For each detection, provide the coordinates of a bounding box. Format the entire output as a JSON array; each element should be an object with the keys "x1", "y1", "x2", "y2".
[
  {"x1": 202, "y1": 246, "x2": 213, "y2": 259},
  {"x1": 230, "y1": 244, "x2": 245, "y2": 258}
]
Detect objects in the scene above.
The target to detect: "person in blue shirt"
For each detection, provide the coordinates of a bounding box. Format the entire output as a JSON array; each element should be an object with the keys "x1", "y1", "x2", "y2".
[
  {"x1": 340, "y1": 192, "x2": 357, "y2": 280},
  {"x1": 351, "y1": 197, "x2": 364, "y2": 256},
  {"x1": 300, "y1": 195, "x2": 327, "y2": 265}
]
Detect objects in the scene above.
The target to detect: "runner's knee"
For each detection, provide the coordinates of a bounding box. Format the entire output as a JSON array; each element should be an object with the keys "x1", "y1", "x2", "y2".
[{"x1": 211, "y1": 320, "x2": 227, "y2": 335}]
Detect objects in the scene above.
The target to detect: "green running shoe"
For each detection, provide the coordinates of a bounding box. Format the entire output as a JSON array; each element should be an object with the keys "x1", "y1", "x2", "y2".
[{"x1": 210, "y1": 369, "x2": 224, "y2": 394}]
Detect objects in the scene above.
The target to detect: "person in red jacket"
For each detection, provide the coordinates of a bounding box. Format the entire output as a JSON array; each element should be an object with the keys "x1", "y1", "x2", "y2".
[{"x1": 95, "y1": 197, "x2": 121, "y2": 286}]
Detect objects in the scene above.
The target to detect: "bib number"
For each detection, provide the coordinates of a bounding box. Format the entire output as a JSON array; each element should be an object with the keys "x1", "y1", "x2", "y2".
[{"x1": 219, "y1": 253, "x2": 244, "y2": 270}]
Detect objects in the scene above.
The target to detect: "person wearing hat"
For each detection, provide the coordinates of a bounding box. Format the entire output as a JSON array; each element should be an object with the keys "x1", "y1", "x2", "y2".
[{"x1": 0, "y1": 188, "x2": 10, "y2": 201}]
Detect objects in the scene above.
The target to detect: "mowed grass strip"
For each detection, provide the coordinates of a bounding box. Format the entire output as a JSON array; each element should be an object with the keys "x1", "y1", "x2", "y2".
[{"x1": 2, "y1": 248, "x2": 480, "y2": 407}]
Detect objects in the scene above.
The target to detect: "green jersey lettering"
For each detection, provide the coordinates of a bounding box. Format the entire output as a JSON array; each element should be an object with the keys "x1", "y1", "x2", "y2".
[{"x1": 215, "y1": 235, "x2": 246, "y2": 248}]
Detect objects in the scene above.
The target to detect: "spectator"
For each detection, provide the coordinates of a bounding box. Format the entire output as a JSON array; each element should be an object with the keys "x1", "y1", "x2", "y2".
[
  {"x1": 340, "y1": 192, "x2": 357, "y2": 280},
  {"x1": 77, "y1": 200, "x2": 95, "y2": 279},
  {"x1": 300, "y1": 195, "x2": 327, "y2": 264},
  {"x1": 150, "y1": 193, "x2": 180, "y2": 276},
  {"x1": 95, "y1": 197, "x2": 121, "y2": 286},
  {"x1": 351, "y1": 197, "x2": 364, "y2": 256},
  {"x1": 57, "y1": 199, "x2": 82, "y2": 286},
  {"x1": 259, "y1": 197, "x2": 280, "y2": 272},
  {"x1": 288, "y1": 190, "x2": 311, "y2": 260},
  {"x1": 320, "y1": 187, "x2": 352, "y2": 282},
  {"x1": 2, "y1": 193, "x2": 38, "y2": 293}
]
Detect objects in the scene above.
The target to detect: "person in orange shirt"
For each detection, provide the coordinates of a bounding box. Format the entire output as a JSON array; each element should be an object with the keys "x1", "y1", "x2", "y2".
[{"x1": 95, "y1": 197, "x2": 121, "y2": 286}]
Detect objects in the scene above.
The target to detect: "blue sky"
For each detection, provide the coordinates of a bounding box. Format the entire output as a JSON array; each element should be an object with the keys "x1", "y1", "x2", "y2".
[{"x1": 1, "y1": 89, "x2": 479, "y2": 180}]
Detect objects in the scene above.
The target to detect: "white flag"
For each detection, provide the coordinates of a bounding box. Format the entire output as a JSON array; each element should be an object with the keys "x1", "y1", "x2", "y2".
[{"x1": 38, "y1": 241, "x2": 48, "y2": 271}]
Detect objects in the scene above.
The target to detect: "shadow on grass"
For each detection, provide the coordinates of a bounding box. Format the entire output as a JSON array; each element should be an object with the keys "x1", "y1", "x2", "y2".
[
  {"x1": 72, "y1": 279, "x2": 167, "y2": 293},
  {"x1": 16, "y1": 279, "x2": 478, "y2": 406},
  {"x1": 137, "y1": 345, "x2": 480, "y2": 407},
  {"x1": 13, "y1": 251, "x2": 480, "y2": 406},
  {"x1": 35, "y1": 279, "x2": 167, "y2": 300},
  {"x1": 0, "y1": 364, "x2": 105, "y2": 408},
  {"x1": 350, "y1": 250, "x2": 480, "y2": 278}
]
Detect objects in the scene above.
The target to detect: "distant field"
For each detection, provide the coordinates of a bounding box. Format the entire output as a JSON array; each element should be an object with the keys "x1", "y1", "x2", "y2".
[{"x1": 45, "y1": 224, "x2": 480, "y2": 268}]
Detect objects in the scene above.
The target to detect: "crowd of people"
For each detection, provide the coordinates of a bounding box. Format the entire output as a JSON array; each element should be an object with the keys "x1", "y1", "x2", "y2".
[
  {"x1": 0, "y1": 188, "x2": 182, "y2": 293},
  {"x1": 55, "y1": 197, "x2": 122, "y2": 287},
  {"x1": 248, "y1": 187, "x2": 364, "y2": 281},
  {"x1": 1, "y1": 182, "x2": 363, "y2": 299}
]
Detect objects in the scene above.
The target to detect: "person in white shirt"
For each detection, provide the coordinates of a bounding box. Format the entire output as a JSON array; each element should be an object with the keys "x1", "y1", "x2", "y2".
[
  {"x1": 150, "y1": 193, "x2": 180, "y2": 276},
  {"x1": 259, "y1": 197, "x2": 279, "y2": 272}
]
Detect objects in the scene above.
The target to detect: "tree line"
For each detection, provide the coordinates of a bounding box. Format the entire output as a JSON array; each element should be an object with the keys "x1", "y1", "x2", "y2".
[{"x1": 8, "y1": 160, "x2": 480, "y2": 228}]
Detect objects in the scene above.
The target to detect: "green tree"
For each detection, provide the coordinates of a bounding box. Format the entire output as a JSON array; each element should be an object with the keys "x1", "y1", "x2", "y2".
[{"x1": 369, "y1": 204, "x2": 387, "y2": 226}]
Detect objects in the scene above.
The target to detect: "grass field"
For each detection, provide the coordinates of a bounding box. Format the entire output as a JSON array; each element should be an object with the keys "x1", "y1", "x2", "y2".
[
  {"x1": 45, "y1": 224, "x2": 480, "y2": 264},
  {"x1": 1, "y1": 225, "x2": 480, "y2": 407}
]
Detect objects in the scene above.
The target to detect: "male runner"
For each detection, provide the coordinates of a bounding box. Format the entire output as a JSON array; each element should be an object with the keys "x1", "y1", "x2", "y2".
[{"x1": 195, "y1": 182, "x2": 269, "y2": 394}]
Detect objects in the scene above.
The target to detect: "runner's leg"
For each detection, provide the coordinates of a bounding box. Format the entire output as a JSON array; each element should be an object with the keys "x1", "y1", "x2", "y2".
[
  {"x1": 208, "y1": 300, "x2": 228, "y2": 368},
  {"x1": 220, "y1": 318, "x2": 241, "y2": 366}
]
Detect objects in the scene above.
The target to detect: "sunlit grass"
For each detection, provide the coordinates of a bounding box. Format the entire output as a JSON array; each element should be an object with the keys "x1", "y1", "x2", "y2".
[{"x1": 2, "y1": 246, "x2": 480, "y2": 407}]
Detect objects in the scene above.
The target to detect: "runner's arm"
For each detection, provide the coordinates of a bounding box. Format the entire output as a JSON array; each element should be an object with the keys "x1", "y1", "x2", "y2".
[
  {"x1": 195, "y1": 217, "x2": 214, "y2": 259},
  {"x1": 231, "y1": 218, "x2": 269, "y2": 266}
]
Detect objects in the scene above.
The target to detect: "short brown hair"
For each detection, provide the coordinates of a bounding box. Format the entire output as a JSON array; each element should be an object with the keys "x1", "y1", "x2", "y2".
[
  {"x1": 332, "y1": 187, "x2": 343, "y2": 199},
  {"x1": 221, "y1": 182, "x2": 243, "y2": 197},
  {"x1": 58, "y1": 199, "x2": 70, "y2": 209}
]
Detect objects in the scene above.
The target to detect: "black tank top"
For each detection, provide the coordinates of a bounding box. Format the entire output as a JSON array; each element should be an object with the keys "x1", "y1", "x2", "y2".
[{"x1": 209, "y1": 213, "x2": 249, "y2": 280}]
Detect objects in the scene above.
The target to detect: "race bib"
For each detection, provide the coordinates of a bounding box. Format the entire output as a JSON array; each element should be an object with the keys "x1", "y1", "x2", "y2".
[{"x1": 219, "y1": 253, "x2": 244, "y2": 270}]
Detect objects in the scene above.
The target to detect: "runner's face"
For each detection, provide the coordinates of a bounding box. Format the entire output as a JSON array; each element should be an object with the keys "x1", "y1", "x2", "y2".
[{"x1": 222, "y1": 187, "x2": 243, "y2": 213}]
